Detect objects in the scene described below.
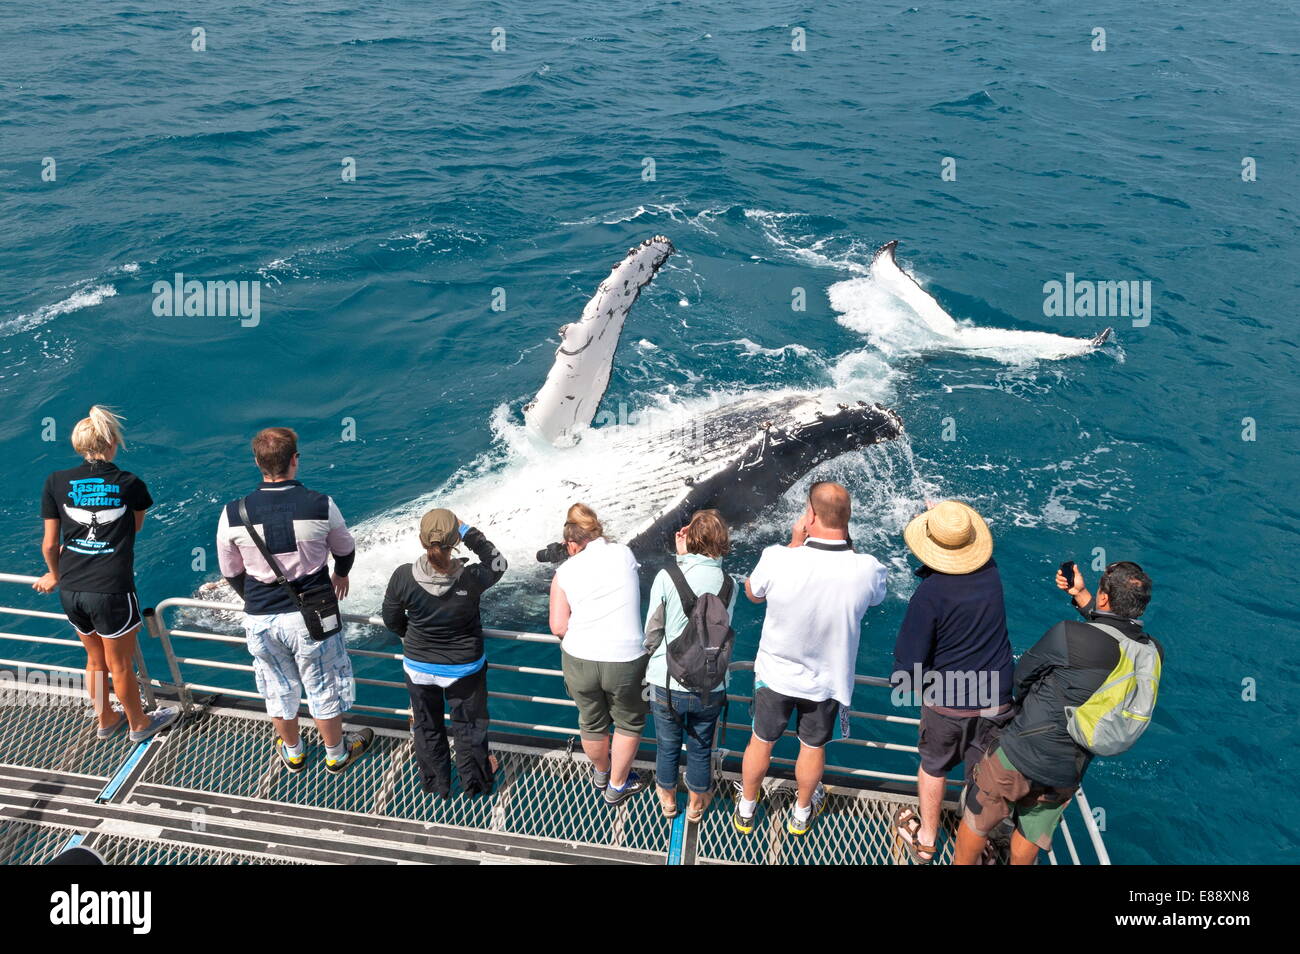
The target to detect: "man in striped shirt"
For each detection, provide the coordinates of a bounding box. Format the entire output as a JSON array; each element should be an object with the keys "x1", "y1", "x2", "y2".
[{"x1": 216, "y1": 427, "x2": 372, "y2": 774}]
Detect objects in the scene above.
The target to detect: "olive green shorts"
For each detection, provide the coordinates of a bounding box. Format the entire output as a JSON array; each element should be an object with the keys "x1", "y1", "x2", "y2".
[
  {"x1": 963, "y1": 747, "x2": 1075, "y2": 851},
  {"x1": 561, "y1": 650, "x2": 649, "y2": 740}
]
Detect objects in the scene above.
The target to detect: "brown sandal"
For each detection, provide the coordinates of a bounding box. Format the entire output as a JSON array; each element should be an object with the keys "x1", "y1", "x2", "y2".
[
  {"x1": 893, "y1": 806, "x2": 937, "y2": 865},
  {"x1": 686, "y1": 791, "x2": 712, "y2": 823},
  {"x1": 657, "y1": 786, "x2": 679, "y2": 818}
]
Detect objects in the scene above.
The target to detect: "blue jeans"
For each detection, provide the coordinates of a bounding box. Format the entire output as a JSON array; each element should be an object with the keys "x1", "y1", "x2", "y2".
[{"x1": 650, "y1": 686, "x2": 726, "y2": 794}]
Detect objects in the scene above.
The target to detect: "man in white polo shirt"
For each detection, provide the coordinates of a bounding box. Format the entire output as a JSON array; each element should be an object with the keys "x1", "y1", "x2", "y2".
[{"x1": 735, "y1": 481, "x2": 888, "y2": 836}]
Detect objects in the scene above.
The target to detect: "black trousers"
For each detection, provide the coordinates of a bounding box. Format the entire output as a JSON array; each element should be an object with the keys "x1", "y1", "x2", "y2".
[{"x1": 405, "y1": 667, "x2": 493, "y2": 797}]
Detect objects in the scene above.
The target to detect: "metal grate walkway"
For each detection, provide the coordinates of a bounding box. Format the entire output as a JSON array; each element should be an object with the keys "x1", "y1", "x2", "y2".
[
  {"x1": 1, "y1": 682, "x2": 966, "y2": 865},
  {"x1": 0, "y1": 572, "x2": 1111, "y2": 865}
]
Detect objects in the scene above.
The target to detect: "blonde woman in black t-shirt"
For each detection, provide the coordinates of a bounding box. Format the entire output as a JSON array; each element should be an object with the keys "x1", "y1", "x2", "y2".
[{"x1": 34, "y1": 406, "x2": 178, "y2": 743}]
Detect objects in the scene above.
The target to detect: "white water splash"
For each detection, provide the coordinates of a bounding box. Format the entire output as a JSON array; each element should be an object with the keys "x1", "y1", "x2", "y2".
[
  {"x1": 837, "y1": 243, "x2": 1109, "y2": 364},
  {"x1": 1, "y1": 284, "x2": 118, "y2": 336}
]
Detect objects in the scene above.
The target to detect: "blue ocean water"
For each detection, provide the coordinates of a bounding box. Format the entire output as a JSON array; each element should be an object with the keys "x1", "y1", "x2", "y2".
[{"x1": 2, "y1": 2, "x2": 1297, "y2": 864}]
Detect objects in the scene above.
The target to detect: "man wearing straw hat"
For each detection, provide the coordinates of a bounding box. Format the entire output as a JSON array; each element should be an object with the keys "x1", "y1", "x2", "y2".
[{"x1": 891, "y1": 500, "x2": 1014, "y2": 864}]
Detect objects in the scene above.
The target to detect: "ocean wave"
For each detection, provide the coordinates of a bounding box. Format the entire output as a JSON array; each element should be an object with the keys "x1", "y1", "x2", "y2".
[
  {"x1": 1, "y1": 284, "x2": 117, "y2": 336},
  {"x1": 744, "y1": 208, "x2": 873, "y2": 275}
]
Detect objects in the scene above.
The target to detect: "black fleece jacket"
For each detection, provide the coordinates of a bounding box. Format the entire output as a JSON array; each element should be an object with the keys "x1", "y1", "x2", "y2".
[
  {"x1": 381, "y1": 527, "x2": 507, "y2": 666},
  {"x1": 998, "y1": 604, "x2": 1164, "y2": 789}
]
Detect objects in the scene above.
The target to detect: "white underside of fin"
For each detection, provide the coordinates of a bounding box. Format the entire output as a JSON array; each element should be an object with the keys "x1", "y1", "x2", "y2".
[
  {"x1": 869, "y1": 240, "x2": 1109, "y2": 361},
  {"x1": 524, "y1": 235, "x2": 675, "y2": 445}
]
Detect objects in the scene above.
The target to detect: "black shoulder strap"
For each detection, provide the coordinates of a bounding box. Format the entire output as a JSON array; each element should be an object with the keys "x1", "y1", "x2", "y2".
[
  {"x1": 663, "y1": 560, "x2": 697, "y2": 613},
  {"x1": 238, "y1": 498, "x2": 301, "y2": 606},
  {"x1": 718, "y1": 572, "x2": 734, "y2": 606}
]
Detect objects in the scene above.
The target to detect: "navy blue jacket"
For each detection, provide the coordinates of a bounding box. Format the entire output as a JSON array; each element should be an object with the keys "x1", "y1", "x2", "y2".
[{"x1": 892, "y1": 560, "x2": 1014, "y2": 711}]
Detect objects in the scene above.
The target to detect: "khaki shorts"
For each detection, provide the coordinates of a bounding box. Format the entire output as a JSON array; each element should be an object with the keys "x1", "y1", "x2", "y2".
[
  {"x1": 561, "y1": 650, "x2": 649, "y2": 740},
  {"x1": 963, "y1": 747, "x2": 1075, "y2": 851}
]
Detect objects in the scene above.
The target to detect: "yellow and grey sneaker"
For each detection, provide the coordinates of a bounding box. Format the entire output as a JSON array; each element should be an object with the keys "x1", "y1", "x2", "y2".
[
  {"x1": 731, "y1": 780, "x2": 758, "y2": 835},
  {"x1": 325, "y1": 728, "x2": 375, "y2": 775},
  {"x1": 787, "y1": 783, "x2": 827, "y2": 836},
  {"x1": 275, "y1": 738, "x2": 307, "y2": 773}
]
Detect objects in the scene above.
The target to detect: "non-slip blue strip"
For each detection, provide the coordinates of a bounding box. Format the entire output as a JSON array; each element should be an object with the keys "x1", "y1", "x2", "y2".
[
  {"x1": 62, "y1": 832, "x2": 86, "y2": 851},
  {"x1": 666, "y1": 808, "x2": 686, "y2": 865},
  {"x1": 96, "y1": 740, "x2": 150, "y2": 802}
]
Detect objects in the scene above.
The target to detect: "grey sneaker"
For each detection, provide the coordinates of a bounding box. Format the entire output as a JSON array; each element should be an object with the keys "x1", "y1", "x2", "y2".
[
  {"x1": 95, "y1": 706, "x2": 127, "y2": 741},
  {"x1": 787, "y1": 783, "x2": 827, "y2": 836},
  {"x1": 275, "y1": 738, "x2": 308, "y2": 773},
  {"x1": 325, "y1": 728, "x2": 375, "y2": 774},
  {"x1": 592, "y1": 767, "x2": 610, "y2": 790},
  {"x1": 604, "y1": 771, "x2": 647, "y2": 806},
  {"x1": 128, "y1": 706, "x2": 179, "y2": 744}
]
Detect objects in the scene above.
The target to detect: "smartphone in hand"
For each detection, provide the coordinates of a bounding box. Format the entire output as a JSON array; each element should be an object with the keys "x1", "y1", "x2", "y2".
[{"x1": 1058, "y1": 561, "x2": 1078, "y2": 593}]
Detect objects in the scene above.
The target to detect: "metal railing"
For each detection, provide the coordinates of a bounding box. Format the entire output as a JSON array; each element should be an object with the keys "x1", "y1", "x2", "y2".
[{"x1": 0, "y1": 572, "x2": 1110, "y2": 864}]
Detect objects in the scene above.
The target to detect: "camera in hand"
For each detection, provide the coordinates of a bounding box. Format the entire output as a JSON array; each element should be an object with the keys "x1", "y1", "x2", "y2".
[{"x1": 536, "y1": 541, "x2": 569, "y2": 564}]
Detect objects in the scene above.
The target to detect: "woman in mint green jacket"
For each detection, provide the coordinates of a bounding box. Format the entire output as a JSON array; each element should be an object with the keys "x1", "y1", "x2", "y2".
[{"x1": 643, "y1": 510, "x2": 737, "y2": 821}]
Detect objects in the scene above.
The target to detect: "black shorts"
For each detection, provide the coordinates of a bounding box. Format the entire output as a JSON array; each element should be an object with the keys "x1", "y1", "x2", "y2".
[
  {"x1": 752, "y1": 686, "x2": 839, "y2": 748},
  {"x1": 60, "y1": 590, "x2": 141, "y2": 639},
  {"x1": 918, "y1": 706, "x2": 1011, "y2": 776}
]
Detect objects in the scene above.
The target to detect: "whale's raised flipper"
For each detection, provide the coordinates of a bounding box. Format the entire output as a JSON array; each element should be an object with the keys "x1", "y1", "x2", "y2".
[
  {"x1": 870, "y1": 240, "x2": 960, "y2": 336},
  {"x1": 524, "y1": 235, "x2": 675, "y2": 445},
  {"x1": 872, "y1": 240, "x2": 1113, "y2": 356}
]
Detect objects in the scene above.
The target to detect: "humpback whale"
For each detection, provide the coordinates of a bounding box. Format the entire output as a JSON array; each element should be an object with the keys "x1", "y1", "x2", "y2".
[
  {"x1": 198, "y1": 235, "x2": 904, "y2": 611},
  {"x1": 204, "y1": 234, "x2": 1117, "y2": 615},
  {"x1": 867, "y1": 240, "x2": 1112, "y2": 358},
  {"x1": 515, "y1": 236, "x2": 902, "y2": 555}
]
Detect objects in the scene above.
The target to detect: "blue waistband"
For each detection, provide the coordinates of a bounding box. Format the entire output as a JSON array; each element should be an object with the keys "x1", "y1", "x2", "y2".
[{"x1": 402, "y1": 654, "x2": 486, "y2": 678}]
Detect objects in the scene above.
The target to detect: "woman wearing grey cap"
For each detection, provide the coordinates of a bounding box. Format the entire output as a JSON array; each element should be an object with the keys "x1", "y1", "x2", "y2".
[{"x1": 381, "y1": 509, "x2": 507, "y2": 798}]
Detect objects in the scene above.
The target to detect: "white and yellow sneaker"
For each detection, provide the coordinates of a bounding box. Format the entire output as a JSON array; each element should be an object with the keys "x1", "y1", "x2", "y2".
[
  {"x1": 787, "y1": 783, "x2": 827, "y2": 836},
  {"x1": 275, "y1": 738, "x2": 307, "y2": 773},
  {"x1": 325, "y1": 728, "x2": 375, "y2": 775}
]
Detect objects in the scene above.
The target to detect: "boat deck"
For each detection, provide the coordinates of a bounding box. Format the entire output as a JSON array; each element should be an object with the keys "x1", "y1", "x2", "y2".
[
  {"x1": 0, "y1": 683, "x2": 963, "y2": 865},
  {"x1": 0, "y1": 573, "x2": 1107, "y2": 865}
]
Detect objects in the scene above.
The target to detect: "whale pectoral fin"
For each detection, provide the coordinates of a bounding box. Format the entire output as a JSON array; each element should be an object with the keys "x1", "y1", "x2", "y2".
[
  {"x1": 524, "y1": 235, "x2": 675, "y2": 445},
  {"x1": 871, "y1": 240, "x2": 960, "y2": 337},
  {"x1": 1091, "y1": 327, "x2": 1113, "y2": 346}
]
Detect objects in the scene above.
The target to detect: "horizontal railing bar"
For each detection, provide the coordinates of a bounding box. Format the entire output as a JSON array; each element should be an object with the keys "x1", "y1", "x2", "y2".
[
  {"x1": 0, "y1": 631, "x2": 86, "y2": 649},
  {"x1": 486, "y1": 663, "x2": 565, "y2": 678},
  {"x1": 1058, "y1": 816, "x2": 1081, "y2": 865},
  {"x1": 0, "y1": 607, "x2": 72, "y2": 622},
  {"x1": 172, "y1": 657, "x2": 254, "y2": 673},
  {"x1": 721, "y1": 722, "x2": 920, "y2": 754},
  {"x1": 722, "y1": 693, "x2": 920, "y2": 726},
  {"x1": 347, "y1": 648, "x2": 402, "y2": 661},
  {"x1": 484, "y1": 629, "x2": 560, "y2": 644},
  {"x1": 354, "y1": 676, "x2": 404, "y2": 689},
  {"x1": 0, "y1": 657, "x2": 86, "y2": 678},
  {"x1": 486, "y1": 691, "x2": 575, "y2": 707},
  {"x1": 165, "y1": 630, "x2": 247, "y2": 645},
  {"x1": 488, "y1": 719, "x2": 579, "y2": 737},
  {"x1": 765, "y1": 754, "x2": 928, "y2": 786}
]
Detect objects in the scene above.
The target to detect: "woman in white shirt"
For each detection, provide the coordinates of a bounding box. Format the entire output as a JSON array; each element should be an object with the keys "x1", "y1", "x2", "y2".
[{"x1": 549, "y1": 503, "x2": 647, "y2": 805}]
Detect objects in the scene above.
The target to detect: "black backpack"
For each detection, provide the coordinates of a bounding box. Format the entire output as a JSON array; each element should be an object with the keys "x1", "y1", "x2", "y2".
[{"x1": 662, "y1": 562, "x2": 736, "y2": 706}]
